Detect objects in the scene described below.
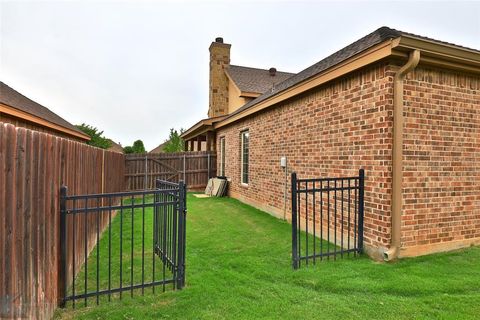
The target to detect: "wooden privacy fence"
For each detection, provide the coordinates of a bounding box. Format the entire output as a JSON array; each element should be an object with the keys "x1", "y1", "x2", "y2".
[
  {"x1": 0, "y1": 122, "x2": 125, "y2": 320},
  {"x1": 125, "y1": 151, "x2": 216, "y2": 191}
]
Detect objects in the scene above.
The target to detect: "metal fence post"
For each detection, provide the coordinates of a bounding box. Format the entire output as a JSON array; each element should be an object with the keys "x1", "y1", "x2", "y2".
[
  {"x1": 291, "y1": 172, "x2": 299, "y2": 269},
  {"x1": 59, "y1": 186, "x2": 68, "y2": 307},
  {"x1": 177, "y1": 180, "x2": 186, "y2": 289},
  {"x1": 358, "y1": 169, "x2": 365, "y2": 253}
]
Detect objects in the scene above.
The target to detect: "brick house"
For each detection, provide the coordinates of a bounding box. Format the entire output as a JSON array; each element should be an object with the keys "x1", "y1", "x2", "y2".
[
  {"x1": 0, "y1": 81, "x2": 90, "y2": 142},
  {"x1": 181, "y1": 38, "x2": 293, "y2": 151},
  {"x1": 182, "y1": 27, "x2": 480, "y2": 260}
]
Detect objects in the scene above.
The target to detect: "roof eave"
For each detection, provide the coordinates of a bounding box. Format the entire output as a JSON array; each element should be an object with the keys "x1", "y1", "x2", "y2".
[
  {"x1": 181, "y1": 115, "x2": 227, "y2": 140},
  {"x1": 392, "y1": 36, "x2": 480, "y2": 73},
  {"x1": 0, "y1": 102, "x2": 91, "y2": 141}
]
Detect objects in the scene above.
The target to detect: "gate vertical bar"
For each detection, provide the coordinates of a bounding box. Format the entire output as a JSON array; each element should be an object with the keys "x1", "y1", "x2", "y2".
[
  {"x1": 130, "y1": 195, "x2": 134, "y2": 297},
  {"x1": 357, "y1": 169, "x2": 365, "y2": 253},
  {"x1": 83, "y1": 198, "x2": 88, "y2": 306},
  {"x1": 305, "y1": 181, "x2": 308, "y2": 265},
  {"x1": 72, "y1": 200, "x2": 76, "y2": 308},
  {"x1": 181, "y1": 180, "x2": 187, "y2": 288},
  {"x1": 59, "y1": 186, "x2": 68, "y2": 307},
  {"x1": 96, "y1": 198, "x2": 100, "y2": 305},
  {"x1": 291, "y1": 172, "x2": 299, "y2": 269}
]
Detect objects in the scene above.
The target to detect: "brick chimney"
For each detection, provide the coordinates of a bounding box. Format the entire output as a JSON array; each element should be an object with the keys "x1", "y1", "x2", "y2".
[{"x1": 208, "y1": 37, "x2": 231, "y2": 118}]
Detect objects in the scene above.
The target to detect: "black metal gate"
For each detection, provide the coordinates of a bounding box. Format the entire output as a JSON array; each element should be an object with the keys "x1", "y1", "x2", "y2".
[
  {"x1": 291, "y1": 169, "x2": 364, "y2": 269},
  {"x1": 59, "y1": 179, "x2": 187, "y2": 307}
]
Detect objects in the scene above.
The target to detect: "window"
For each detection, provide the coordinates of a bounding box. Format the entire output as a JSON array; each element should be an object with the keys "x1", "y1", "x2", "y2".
[
  {"x1": 220, "y1": 137, "x2": 225, "y2": 176},
  {"x1": 240, "y1": 131, "x2": 249, "y2": 185}
]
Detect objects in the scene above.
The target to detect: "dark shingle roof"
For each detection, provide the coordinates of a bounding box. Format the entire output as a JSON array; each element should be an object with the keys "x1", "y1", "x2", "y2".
[
  {"x1": 227, "y1": 26, "x2": 480, "y2": 119},
  {"x1": 0, "y1": 82, "x2": 87, "y2": 138},
  {"x1": 226, "y1": 65, "x2": 294, "y2": 94}
]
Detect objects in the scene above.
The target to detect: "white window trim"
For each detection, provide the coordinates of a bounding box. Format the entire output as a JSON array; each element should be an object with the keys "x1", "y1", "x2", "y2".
[
  {"x1": 240, "y1": 131, "x2": 249, "y2": 186},
  {"x1": 219, "y1": 137, "x2": 225, "y2": 176}
]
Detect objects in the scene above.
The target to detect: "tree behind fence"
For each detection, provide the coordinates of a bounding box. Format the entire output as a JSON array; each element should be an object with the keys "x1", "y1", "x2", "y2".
[
  {"x1": 0, "y1": 122, "x2": 125, "y2": 320},
  {"x1": 125, "y1": 151, "x2": 216, "y2": 191}
]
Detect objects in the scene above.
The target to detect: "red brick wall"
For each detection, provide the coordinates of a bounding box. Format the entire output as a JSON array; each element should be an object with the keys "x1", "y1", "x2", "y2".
[
  {"x1": 401, "y1": 66, "x2": 480, "y2": 256},
  {"x1": 216, "y1": 60, "x2": 480, "y2": 259},
  {"x1": 216, "y1": 62, "x2": 395, "y2": 258}
]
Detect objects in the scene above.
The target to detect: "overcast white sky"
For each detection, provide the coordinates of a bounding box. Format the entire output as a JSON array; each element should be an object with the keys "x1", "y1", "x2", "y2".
[{"x1": 1, "y1": 0, "x2": 479, "y2": 150}]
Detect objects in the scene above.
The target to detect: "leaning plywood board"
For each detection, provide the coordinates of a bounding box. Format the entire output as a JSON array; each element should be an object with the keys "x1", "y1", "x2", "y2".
[
  {"x1": 205, "y1": 178, "x2": 214, "y2": 196},
  {"x1": 211, "y1": 178, "x2": 223, "y2": 196},
  {"x1": 204, "y1": 178, "x2": 228, "y2": 197}
]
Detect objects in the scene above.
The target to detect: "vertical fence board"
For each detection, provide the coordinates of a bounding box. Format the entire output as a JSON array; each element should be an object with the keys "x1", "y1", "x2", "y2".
[
  {"x1": 0, "y1": 124, "x2": 5, "y2": 317},
  {"x1": 5, "y1": 124, "x2": 16, "y2": 319}
]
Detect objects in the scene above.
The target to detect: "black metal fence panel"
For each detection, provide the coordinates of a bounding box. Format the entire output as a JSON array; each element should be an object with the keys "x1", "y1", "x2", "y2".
[
  {"x1": 291, "y1": 169, "x2": 365, "y2": 269},
  {"x1": 59, "y1": 179, "x2": 187, "y2": 307}
]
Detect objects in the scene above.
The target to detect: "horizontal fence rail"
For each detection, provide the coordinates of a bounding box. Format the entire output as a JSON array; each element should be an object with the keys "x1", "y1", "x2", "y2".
[
  {"x1": 125, "y1": 152, "x2": 216, "y2": 191},
  {"x1": 291, "y1": 169, "x2": 365, "y2": 269},
  {"x1": 60, "y1": 180, "x2": 187, "y2": 308}
]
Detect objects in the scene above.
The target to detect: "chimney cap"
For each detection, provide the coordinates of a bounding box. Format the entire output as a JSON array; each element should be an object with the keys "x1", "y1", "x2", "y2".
[
  {"x1": 269, "y1": 67, "x2": 277, "y2": 76},
  {"x1": 215, "y1": 37, "x2": 224, "y2": 43}
]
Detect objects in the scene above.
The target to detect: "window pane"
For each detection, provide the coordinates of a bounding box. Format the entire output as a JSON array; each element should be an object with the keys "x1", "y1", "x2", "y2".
[
  {"x1": 241, "y1": 131, "x2": 249, "y2": 184},
  {"x1": 220, "y1": 138, "x2": 225, "y2": 176}
]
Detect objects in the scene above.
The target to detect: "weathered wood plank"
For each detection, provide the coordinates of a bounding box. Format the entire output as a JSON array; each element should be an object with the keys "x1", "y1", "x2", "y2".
[{"x1": 0, "y1": 124, "x2": 7, "y2": 317}]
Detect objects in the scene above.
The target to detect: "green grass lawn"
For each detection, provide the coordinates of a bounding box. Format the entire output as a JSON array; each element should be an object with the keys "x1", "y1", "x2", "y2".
[{"x1": 55, "y1": 194, "x2": 480, "y2": 320}]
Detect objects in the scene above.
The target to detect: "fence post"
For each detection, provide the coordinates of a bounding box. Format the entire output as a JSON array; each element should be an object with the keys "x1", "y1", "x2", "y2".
[
  {"x1": 291, "y1": 172, "x2": 299, "y2": 269},
  {"x1": 358, "y1": 169, "x2": 365, "y2": 253},
  {"x1": 144, "y1": 155, "x2": 148, "y2": 189},
  {"x1": 183, "y1": 154, "x2": 186, "y2": 182},
  {"x1": 176, "y1": 180, "x2": 186, "y2": 289},
  {"x1": 59, "y1": 186, "x2": 68, "y2": 307}
]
